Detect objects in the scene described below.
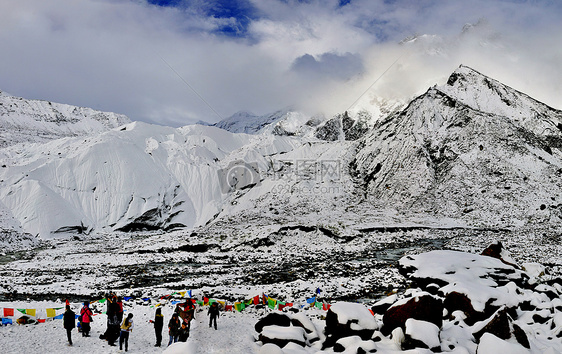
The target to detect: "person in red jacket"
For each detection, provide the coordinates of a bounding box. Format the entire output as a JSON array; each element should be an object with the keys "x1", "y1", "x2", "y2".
[{"x1": 80, "y1": 301, "x2": 94, "y2": 337}]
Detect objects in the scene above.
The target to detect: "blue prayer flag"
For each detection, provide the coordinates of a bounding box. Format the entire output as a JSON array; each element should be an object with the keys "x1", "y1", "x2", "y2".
[
  {"x1": 2, "y1": 318, "x2": 13, "y2": 325},
  {"x1": 306, "y1": 296, "x2": 316, "y2": 304}
]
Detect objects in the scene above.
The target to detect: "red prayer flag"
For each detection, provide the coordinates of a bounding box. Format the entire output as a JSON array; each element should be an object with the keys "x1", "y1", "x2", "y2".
[
  {"x1": 253, "y1": 295, "x2": 260, "y2": 305},
  {"x1": 262, "y1": 295, "x2": 267, "y2": 305},
  {"x1": 65, "y1": 299, "x2": 70, "y2": 306},
  {"x1": 203, "y1": 297, "x2": 209, "y2": 305},
  {"x1": 225, "y1": 305, "x2": 233, "y2": 311},
  {"x1": 286, "y1": 303, "x2": 293, "y2": 307},
  {"x1": 4, "y1": 308, "x2": 14, "y2": 317},
  {"x1": 38, "y1": 319, "x2": 46, "y2": 323},
  {"x1": 323, "y1": 303, "x2": 331, "y2": 311}
]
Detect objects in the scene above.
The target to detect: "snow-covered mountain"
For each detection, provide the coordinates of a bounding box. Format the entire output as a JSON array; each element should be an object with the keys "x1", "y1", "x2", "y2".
[
  {"x1": 0, "y1": 91, "x2": 130, "y2": 148},
  {"x1": 352, "y1": 65, "x2": 562, "y2": 227},
  {"x1": 1, "y1": 65, "x2": 561, "y2": 241},
  {"x1": 0, "y1": 120, "x2": 299, "y2": 238}
]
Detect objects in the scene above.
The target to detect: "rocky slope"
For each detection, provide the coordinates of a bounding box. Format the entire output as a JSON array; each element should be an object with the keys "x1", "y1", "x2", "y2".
[
  {"x1": 352, "y1": 65, "x2": 562, "y2": 229},
  {"x1": 0, "y1": 91, "x2": 130, "y2": 148}
]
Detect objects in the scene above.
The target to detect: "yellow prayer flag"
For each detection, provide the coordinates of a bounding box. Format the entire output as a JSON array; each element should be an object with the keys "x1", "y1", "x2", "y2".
[
  {"x1": 46, "y1": 308, "x2": 56, "y2": 318},
  {"x1": 26, "y1": 309, "x2": 36, "y2": 317},
  {"x1": 179, "y1": 291, "x2": 186, "y2": 297},
  {"x1": 217, "y1": 300, "x2": 225, "y2": 307}
]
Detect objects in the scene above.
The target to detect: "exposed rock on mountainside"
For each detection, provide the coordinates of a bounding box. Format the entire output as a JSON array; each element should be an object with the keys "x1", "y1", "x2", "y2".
[
  {"x1": 351, "y1": 65, "x2": 562, "y2": 228},
  {"x1": 0, "y1": 91, "x2": 130, "y2": 147}
]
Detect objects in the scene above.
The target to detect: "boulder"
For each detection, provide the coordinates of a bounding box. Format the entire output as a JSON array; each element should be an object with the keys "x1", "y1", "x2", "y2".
[
  {"x1": 473, "y1": 308, "x2": 511, "y2": 341},
  {"x1": 255, "y1": 313, "x2": 292, "y2": 333},
  {"x1": 324, "y1": 302, "x2": 377, "y2": 348},
  {"x1": 258, "y1": 325, "x2": 306, "y2": 348},
  {"x1": 382, "y1": 294, "x2": 443, "y2": 335},
  {"x1": 403, "y1": 318, "x2": 441, "y2": 350},
  {"x1": 444, "y1": 291, "x2": 482, "y2": 325}
]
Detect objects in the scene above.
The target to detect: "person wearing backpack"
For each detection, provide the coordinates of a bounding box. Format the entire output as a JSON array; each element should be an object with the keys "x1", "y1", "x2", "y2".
[
  {"x1": 119, "y1": 313, "x2": 134, "y2": 352},
  {"x1": 63, "y1": 305, "x2": 76, "y2": 346},
  {"x1": 80, "y1": 301, "x2": 94, "y2": 337}
]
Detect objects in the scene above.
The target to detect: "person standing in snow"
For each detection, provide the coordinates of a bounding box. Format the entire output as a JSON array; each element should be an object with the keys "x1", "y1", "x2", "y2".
[
  {"x1": 178, "y1": 320, "x2": 190, "y2": 342},
  {"x1": 208, "y1": 302, "x2": 220, "y2": 330},
  {"x1": 63, "y1": 305, "x2": 76, "y2": 346},
  {"x1": 80, "y1": 301, "x2": 94, "y2": 337},
  {"x1": 167, "y1": 313, "x2": 181, "y2": 346},
  {"x1": 119, "y1": 313, "x2": 134, "y2": 352},
  {"x1": 150, "y1": 307, "x2": 164, "y2": 347},
  {"x1": 116, "y1": 296, "x2": 124, "y2": 323}
]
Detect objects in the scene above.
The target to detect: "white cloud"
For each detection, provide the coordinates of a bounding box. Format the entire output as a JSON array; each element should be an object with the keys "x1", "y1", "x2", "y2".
[{"x1": 0, "y1": 0, "x2": 560, "y2": 127}]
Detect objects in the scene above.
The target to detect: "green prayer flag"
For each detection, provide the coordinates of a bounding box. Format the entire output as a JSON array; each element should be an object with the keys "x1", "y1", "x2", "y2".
[
  {"x1": 197, "y1": 300, "x2": 204, "y2": 306},
  {"x1": 267, "y1": 298, "x2": 276, "y2": 310},
  {"x1": 244, "y1": 299, "x2": 253, "y2": 306},
  {"x1": 98, "y1": 298, "x2": 106, "y2": 304},
  {"x1": 17, "y1": 309, "x2": 26, "y2": 314},
  {"x1": 315, "y1": 302, "x2": 323, "y2": 309}
]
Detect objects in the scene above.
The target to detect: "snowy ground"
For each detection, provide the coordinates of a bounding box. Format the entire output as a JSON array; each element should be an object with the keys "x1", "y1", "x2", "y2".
[{"x1": 0, "y1": 300, "x2": 263, "y2": 353}]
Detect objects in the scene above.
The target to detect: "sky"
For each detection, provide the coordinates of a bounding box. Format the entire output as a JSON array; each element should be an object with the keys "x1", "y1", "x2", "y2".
[{"x1": 0, "y1": 0, "x2": 561, "y2": 127}]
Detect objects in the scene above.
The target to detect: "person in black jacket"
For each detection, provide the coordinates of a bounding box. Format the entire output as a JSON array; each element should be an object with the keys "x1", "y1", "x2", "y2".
[
  {"x1": 150, "y1": 308, "x2": 164, "y2": 347},
  {"x1": 178, "y1": 320, "x2": 190, "y2": 342},
  {"x1": 207, "y1": 302, "x2": 220, "y2": 330},
  {"x1": 63, "y1": 305, "x2": 76, "y2": 346},
  {"x1": 167, "y1": 313, "x2": 181, "y2": 346}
]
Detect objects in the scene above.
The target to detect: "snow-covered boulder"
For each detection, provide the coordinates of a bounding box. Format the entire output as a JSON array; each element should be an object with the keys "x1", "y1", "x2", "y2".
[
  {"x1": 404, "y1": 318, "x2": 441, "y2": 350},
  {"x1": 382, "y1": 293, "x2": 443, "y2": 334},
  {"x1": 324, "y1": 302, "x2": 378, "y2": 347},
  {"x1": 258, "y1": 325, "x2": 307, "y2": 348}
]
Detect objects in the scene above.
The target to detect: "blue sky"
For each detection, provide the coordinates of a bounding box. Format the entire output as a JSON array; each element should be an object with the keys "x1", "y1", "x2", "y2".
[{"x1": 0, "y1": 0, "x2": 561, "y2": 126}]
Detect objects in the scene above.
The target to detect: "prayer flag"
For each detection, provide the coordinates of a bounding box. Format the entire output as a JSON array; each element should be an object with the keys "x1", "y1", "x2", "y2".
[
  {"x1": 38, "y1": 319, "x2": 46, "y2": 323},
  {"x1": 124, "y1": 297, "x2": 132, "y2": 301},
  {"x1": 306, "y1": 297, "x2": 316, "y2": 304},
  {"x1": 315, "y1": 302, "x2": 322, "y2": 309},
  {"x1": 196, "y1": 300, "x2": 204, "y2": 306},
  {"x1": 217, "y1": 300, "x2": 225, "y2": 308},
  {"x1": 142, "y1": 298, "x2": 150, "y2": 302},
  {"x1": 17, "y1": 309, "x2": 26, "y2": 315},
  {"x1": 46, "y1": 309, "x2": 56, "y2": 318},
  {"x1": 268, "y1": 298, "x2": 277, "y2": 310},
  {"x1": 3, "y1": 308, "x2": 14, "y2": 317},
  {"x1": 65, "y1": 299, "x2": 70, "y2": 306},
  {"x1": 188, "y1": 290, "x2": 193, "y2": 298},
  {"x1": 54, "y1": 314, "x2": 64, "y2": 320},
  {"x1": 179, "y1": 291, "x2": 186, "y2": 297},
  {"x1": 171, "y1": 301, "x2": 180, "y2": 305},
  {"x1": 99, "y1": 298, "x2": 107, "y2": 303},
  {"x1": 262, "y1": 294, "x2": 268, "y2": 305},
  {"x1": 277, "y1": 301, "x2": 286, "y2": 311},
  {"x1": 225, "y1": 305, "x2": 233, "y2": 312},
  {"x1": 244, "y1": 299, "x2": 253, "y2": 306},
  {"x1": 234, "y1": 302, "x2": 245, "y2": 312},
  {"x1": 204, "y1": 297, "x2": 209, "y2": 305},
  {"x1": 253, "y1": 295, "x2": 260, "y2": 305},
  {"x1": 286, "y1": 303, "x2": 293, "y2": 307},
  {"x1": 323, "y1": 303, "x2": 331, "y2": 311},
  {"x1": 209, "y1": 299, "x2": 216, "y2": 305},
  {"x1": 2, "y1": 318, "x2": 12, "y2": 325},
  {"x1": 316, "y1": 287, "x2": 322, "y2": 294}
]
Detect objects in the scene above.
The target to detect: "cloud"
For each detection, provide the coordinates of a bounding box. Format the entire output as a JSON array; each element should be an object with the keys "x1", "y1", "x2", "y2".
[
  {"x1": 291, "y1": 52, "x2": 364, "y2": 80},
  {"x1": 0, "y1": 0, "x2": 560, "y2": 127}
]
